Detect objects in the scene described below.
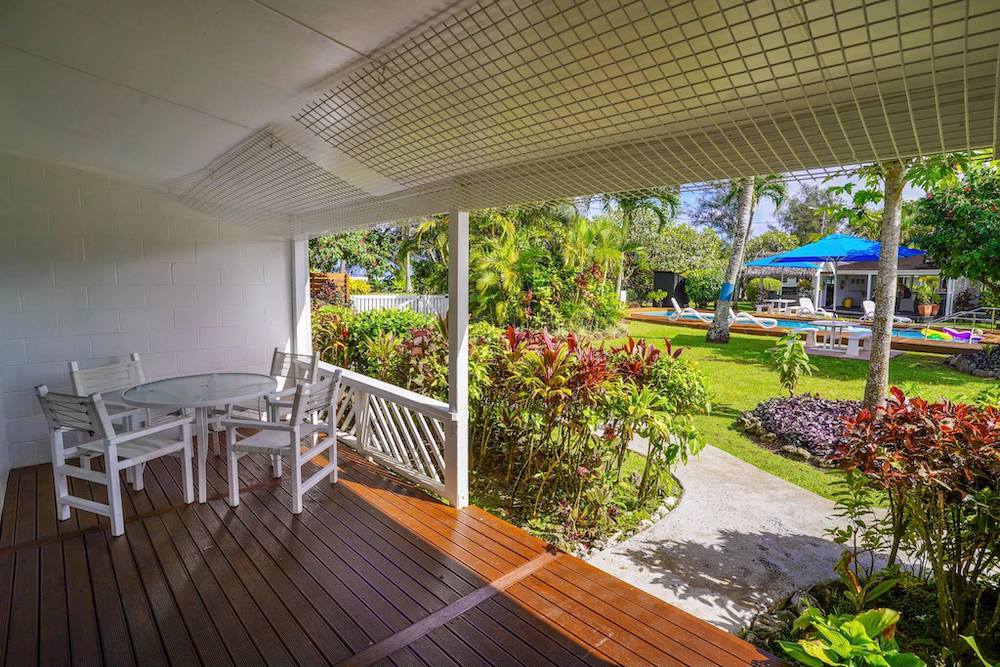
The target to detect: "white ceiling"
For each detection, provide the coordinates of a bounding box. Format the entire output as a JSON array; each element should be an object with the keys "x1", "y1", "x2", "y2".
[
  {"x1": 2, "y1": 0, "x2": 1000, "y2": 238},
  {"x1": 0, "y1": 0, "x2": 455, "y2": 182}
]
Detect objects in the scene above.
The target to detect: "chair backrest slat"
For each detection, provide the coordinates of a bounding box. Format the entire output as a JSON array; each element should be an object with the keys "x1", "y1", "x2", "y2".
[
  {"x1": 289, "y1": 370, "x2": 343, "y2": 425},
  {"x1": 269, "y1": 348, "x2": 320, "y2": 390},
  {"x1": 70, "y1": 353, "x2": 145, "y2": 395},
  {"x1": 36, "y1": 386, "x2": 115, "y2": 438}
]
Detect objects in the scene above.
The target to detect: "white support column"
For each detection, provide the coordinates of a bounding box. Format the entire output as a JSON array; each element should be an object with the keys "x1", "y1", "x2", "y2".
[
  {"x1": 812, "y1": 268, "x2": 822, "y2": 307},
  {"x1": 445, "y1": 211, "x2": 469, "y2": 509},
  {"x1": 291, "y1": 238, "x2": 312, "y2": 356},
  {"x1": 865, "y1": 273, "x2": 873, "y2": 301}
]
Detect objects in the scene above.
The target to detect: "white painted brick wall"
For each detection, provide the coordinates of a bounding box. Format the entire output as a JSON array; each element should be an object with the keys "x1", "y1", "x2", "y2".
[{"x1": 0, "y1": 151, "x2": 295, "y2": 468}]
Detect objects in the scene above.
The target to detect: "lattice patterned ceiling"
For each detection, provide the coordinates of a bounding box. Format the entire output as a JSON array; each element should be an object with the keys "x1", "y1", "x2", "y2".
[{"x1": 168, "y1": 0, "x2": 1000, "y2": 237}]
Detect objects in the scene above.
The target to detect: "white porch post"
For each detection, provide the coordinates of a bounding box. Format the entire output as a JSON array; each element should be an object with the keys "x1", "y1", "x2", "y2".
[
  {"x1": 865, "y1": 273, "x2": 873, "y2": 301},
  {"x1": 944, "y1": 278, "x2": 956, "y2": 316},
  {"x1": 291, "y1": 239, "x2": 312, "y2": 355},
  {"x1": 445, "y1": 210, "x2": 470, "y2": 508},
  {"x1": 812, "y1": 268, "x2": 822, "y2": 307}
]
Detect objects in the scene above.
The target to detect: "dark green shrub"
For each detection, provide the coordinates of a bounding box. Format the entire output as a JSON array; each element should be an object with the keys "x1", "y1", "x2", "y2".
[
  {"x1": 347, "y1": 308, "x2": 434, "y2": 373},
  {"x1": 683, "y1": 268, "x2": 724, "y2": 307}
]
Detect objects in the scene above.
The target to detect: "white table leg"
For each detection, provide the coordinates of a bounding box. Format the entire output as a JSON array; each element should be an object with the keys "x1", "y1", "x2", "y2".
[{"x1": 195, "y1": 406, "x2": 209, "y2": 503}]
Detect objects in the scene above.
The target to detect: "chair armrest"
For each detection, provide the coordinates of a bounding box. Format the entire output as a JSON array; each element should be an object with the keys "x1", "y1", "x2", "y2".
[
  {"x1": 109, "y1": 416, "x2": 195, "y2": 444},
  {"x1": 268, "y1": 386, "x2": 297, "y2": 400},
  {"x1": 221, "y1": 419, "x2": 295, "y2": 433},
  {"x1": 266, "y1": 398, "x2": 294, "y2": 409}
]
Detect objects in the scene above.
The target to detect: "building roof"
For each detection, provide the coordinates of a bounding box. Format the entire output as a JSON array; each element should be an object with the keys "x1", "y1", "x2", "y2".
[{"x1": 838, "y1": 255, "x2": 939, "y2": 272}]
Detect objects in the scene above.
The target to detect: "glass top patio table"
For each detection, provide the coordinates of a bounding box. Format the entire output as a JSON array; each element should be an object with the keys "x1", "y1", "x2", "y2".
[{"x1": 121, "y1": 373, "x2": 276, "y2": 409}]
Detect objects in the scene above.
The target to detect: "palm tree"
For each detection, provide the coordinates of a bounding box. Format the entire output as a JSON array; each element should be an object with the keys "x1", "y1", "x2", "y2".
[
  {"x1": 723, "y1": 174, "x2": 787, "y2": 236},
  {"x1": 600, "y1": 187, "x2": 681, "y2": 293},
  {"x1": 706, "y1": 175, "x2": 787, "y2": 343}
]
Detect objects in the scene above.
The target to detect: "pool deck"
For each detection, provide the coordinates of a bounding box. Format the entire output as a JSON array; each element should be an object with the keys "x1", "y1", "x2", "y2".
[{"x1": 627, "y1": 308, "x2": 998, "y2": 355}]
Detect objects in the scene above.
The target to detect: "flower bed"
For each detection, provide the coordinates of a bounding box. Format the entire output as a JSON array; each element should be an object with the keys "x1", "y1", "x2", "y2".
[
  {"x1": 313, "y1": 306, "x2": 712, "y2": 550},
  {"x1": 736, "y1": 394, "x2": 861, "y2": 465},
  {"x1": 945, "y1": 344, "x2": 1000, "y2": 379}
]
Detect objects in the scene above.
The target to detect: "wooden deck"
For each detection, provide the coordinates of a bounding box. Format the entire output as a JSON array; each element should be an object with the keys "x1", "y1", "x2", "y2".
[{"x1": 0, "y1": 442, "x2": 780, "y2": 666}]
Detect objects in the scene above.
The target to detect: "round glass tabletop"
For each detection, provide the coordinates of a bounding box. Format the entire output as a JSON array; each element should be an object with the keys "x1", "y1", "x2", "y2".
[{"x1": 121, "y1": 373, "x2": 276, "y2": 409}]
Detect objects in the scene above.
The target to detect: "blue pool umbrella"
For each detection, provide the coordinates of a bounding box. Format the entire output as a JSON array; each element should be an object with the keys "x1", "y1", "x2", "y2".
[
  {"x1": 768, "y1": 233, "x2": 924, "y2": 265},
  {"x1": 745, "y1": 255, "x2": 820, "y2": 269},
  {"x1": 769, "y1": 233, "x2": 925, "y2": 312}
]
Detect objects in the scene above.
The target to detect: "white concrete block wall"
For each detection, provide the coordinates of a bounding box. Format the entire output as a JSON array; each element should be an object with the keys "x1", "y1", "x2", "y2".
[{"x1": 0, "y1": 152, "x2": 295, "y2": 468}]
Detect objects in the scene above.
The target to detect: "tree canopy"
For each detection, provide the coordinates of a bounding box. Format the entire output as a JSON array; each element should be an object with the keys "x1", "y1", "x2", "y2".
[
  {"x1": 776, "y1": 183, "x2": 846, "y2": 243},
  {"x1": 910, "y1": 163, "x2": 1000, "y2": 293}
]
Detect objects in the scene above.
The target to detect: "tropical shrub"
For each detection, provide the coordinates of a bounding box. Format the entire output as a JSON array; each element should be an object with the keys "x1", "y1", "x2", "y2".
[
  {"x1": 746, "y1": 277, "x2": 783, "y2": 303},
  {"x1": 683, "y1": 268, "x2": 724, "y2": 307},
  {"x1": 470, "y1": 330, "x2": 708, "y2": 547},
  {"x1": 738, "y1": 395, "x2": 861, "y2": 463},
  {"x1": 833, "y1": 388, "x2": 1000, "y2": 660},
  {"x1": 311, "y1": 305, "x2": 353, "y2": 367},
  {"x1": 310, "y1": 277, "x2": 347, "y2": 307},
  {"x1": 346, "y1": 308, "x2": 434, "y2": 374},
  {"x1": 647, "y1": 289, "x2": 667, "y2": 306},
  {"x1": 768, "y1": 334, "x2": 816, "y2": 396},
  {"x1": 778, "y1": 607, "x2": 925, "y2": 667},
  {"x1": 348, "y1": 277, "x2": 372, "y2": 294},
  {"x1": 311, "y1": 309, "x2": 708, "y2": 549}
]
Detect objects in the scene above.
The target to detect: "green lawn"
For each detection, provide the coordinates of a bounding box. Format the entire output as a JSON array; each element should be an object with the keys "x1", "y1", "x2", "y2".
[{"x1": 611, "y1": 320, "x2": 993, "y2": 500}]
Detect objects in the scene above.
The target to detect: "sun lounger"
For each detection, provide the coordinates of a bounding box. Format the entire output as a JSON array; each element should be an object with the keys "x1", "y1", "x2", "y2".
[
  {"x1": 729, "y1": 308, "x2": 777, "y2": 328},
  {"x1": 787, "y1": 297, "x2": 834, "y2": 318},
  {"x1": 859, "y1": 300, "x2": 913, "y2": 324},
  {"x1": 670, "y1": 298, "x2": 712, "y2": 322}
]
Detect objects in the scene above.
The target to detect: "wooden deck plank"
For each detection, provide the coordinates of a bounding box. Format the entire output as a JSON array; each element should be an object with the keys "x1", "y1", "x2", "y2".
[{"x1": 0, "y1": 443, "x2": 780, "y2": 666}]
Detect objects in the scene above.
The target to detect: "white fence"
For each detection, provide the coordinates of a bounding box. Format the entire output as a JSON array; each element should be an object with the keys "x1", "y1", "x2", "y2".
[
  {"x1": 350, "y1": 293, "x2": 448, "y2": 317},
  {"x1": 319, "y1": 361, "x2": 463, "y2": 504}
]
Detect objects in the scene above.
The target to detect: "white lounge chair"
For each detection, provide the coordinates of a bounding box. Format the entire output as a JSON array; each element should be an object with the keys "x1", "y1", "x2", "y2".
[
  {"x1": 788, "y1": 297, "x2": 834, "y2": 318},
  {"x1": 859, "y1": 300, "x2": 913, "y2": 324},
  {"x1": 729, "y1": 308, "x2": 778, "y2": 328},
  {"x1": 669, "y1": 298, "x2": 712, "y2": 322}
]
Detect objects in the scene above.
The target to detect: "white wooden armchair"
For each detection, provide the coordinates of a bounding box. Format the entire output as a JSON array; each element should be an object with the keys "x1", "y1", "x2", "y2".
[
  {"x1": 35, "y1": 386, "x2": 194, "y2": 536},
  {"x1": 209, "y1": 348, "x2": 321, "y2": 454},
  {"x1": 223, "y1": 368, "x2": 342, "y2": 514}
]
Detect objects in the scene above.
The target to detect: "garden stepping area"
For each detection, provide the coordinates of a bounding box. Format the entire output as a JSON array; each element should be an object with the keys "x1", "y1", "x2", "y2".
[{"x1": 588, "y1": 444, "x2": 846, "y2": 632}]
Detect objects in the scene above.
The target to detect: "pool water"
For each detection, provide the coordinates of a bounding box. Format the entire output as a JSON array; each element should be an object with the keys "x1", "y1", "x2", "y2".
[{"x1": 647, "y1": 312, "x2": 933, "y2": 340}]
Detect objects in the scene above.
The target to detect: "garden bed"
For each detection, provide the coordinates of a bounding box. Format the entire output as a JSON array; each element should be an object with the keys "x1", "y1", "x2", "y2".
[
  {"x1": 946, "y1": 345, "x2": 1000, "y2": 378},
  {"x1": 744, "y1": 576, "x2": 999, "y2": 666},
  {"x1": 736, "y1": 394, "x2": 862, "y2": 467}
]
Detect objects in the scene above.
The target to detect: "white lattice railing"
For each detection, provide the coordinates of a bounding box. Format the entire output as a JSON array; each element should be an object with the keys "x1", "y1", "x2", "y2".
[
  {"x1": 350, "y1": 294, "x2": 448, "y2": 317},
  {"x1": 318, "y1": 361, "x2": 459, "y2": 502}
]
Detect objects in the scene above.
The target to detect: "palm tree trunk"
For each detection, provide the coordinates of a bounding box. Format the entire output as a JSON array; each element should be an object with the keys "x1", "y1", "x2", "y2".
[
  {"x1": 707, "y1": 178, "x2": 754, "y2": 343},
  {"x1": 864, "y1": 160, "x2": 905, "y2": 407},
  {"x1": 615, "y1": 210, "x2": 633, "y2": 295}
]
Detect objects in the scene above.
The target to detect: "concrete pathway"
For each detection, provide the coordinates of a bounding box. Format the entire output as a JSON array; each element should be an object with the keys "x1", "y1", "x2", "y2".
[{"x1": 588, "y1": 445, "x2": 844, "y2": 632}]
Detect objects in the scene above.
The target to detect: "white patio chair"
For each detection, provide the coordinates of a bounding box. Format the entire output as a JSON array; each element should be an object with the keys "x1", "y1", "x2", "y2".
[
  {"x1": 223, "y1": 368, "x2": 343, "y2": 514},
  {"x1": 69, "y1": 353, "x2": 180, "y2": 490},
  {"x1": 859, "y1": 300, "x2": 913, "y2": 324},
  {"x1": 670, "y1": 297, "x2": 712, "y2": 322},
  {"x1": 729, "y1": 308, "x2": 778, "y2": 328},
  {"x1": 35, "y1": 386, "x2": 194, "y2": 536},
  {"x1": 208, "y1": 347, "x2": 321, "y2": 455},
  {"x1": 788, "y1": 297, "x2": 834, "y2": 319},
  {"x1": 69, "y1": 353, "x2": 147, "y2": 429}
]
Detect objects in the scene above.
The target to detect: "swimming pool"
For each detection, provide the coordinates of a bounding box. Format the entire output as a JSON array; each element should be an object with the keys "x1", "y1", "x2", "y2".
[{"x1": 646, "y1": 312, "x2": 933, "y2": 340}]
